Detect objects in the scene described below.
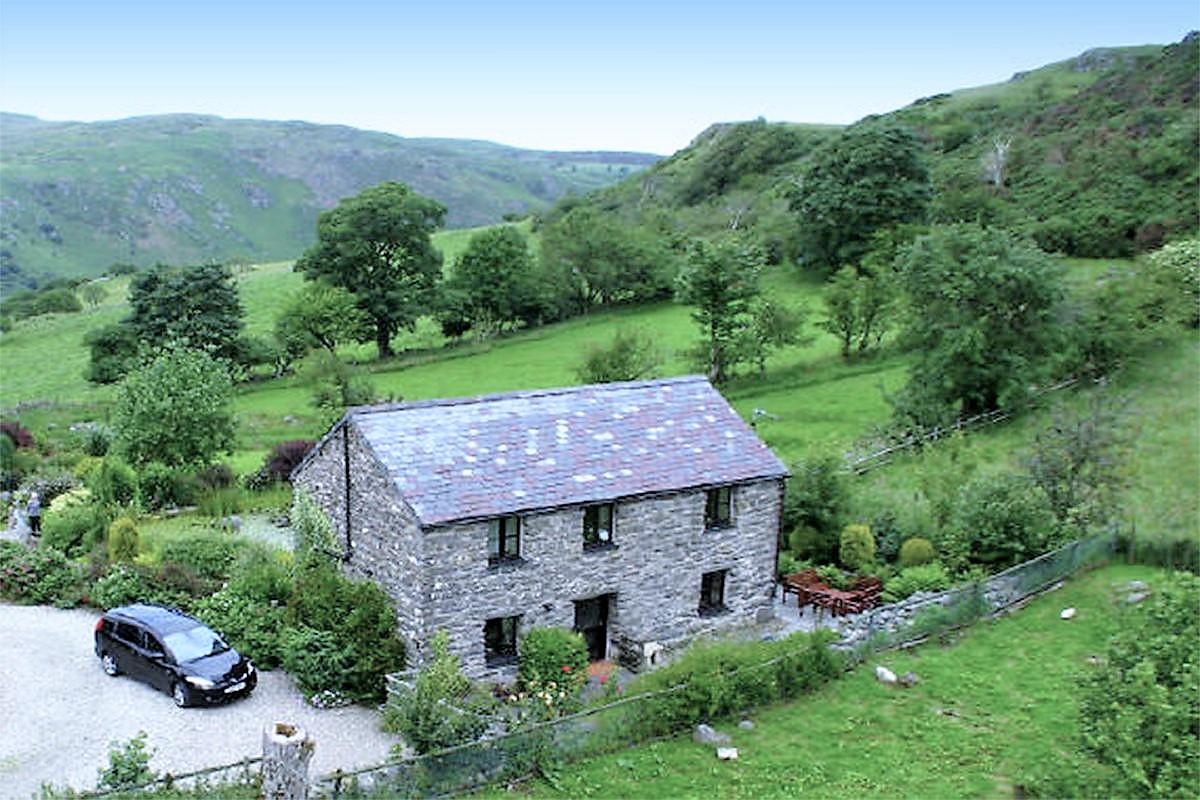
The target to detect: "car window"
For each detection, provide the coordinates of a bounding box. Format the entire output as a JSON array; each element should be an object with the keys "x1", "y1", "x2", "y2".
[
  {"x1": 114, "y1": 622, "x2": 141, "y2": 644},
  {"x1": 163, "y1": 625, "x2": 229, "y2": 663},
  {"x1": 142, "y1": 632, "x2": 165, "y2": 655}
]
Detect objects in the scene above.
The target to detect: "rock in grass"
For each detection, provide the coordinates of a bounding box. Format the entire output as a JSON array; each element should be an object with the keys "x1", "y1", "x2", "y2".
[
  {"x1": 738, "y1": 719, "x2": 754, "y2": 731},
  {"x1": 694, "y1": 724, "x2": 731, "y2": 745},
  {"x1": 875, "y1": 666, "x2": 898, "y2": 685},
  {"x1": 899, "y1": 671, "x2": 921, "y2": 688},
  {"x1": 1060, "y1": 607, "x2": 1076, "y2": 620},
  {"x1": 1124, "y1": 592, "x2": 1150, "y2": 605},
  {"x1": 716, "y1": 747, "x2": 739, "y2": 761}
]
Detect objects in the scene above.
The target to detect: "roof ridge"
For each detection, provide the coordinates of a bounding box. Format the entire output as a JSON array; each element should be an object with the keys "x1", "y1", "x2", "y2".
[{"x1": 347, "y1": 374, "x2": 710, "y2": 419}]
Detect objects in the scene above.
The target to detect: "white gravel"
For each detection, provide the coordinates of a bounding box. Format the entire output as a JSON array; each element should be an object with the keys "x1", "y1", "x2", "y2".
[{"x1": 0, "y1": 603, "x2": 399, "y2": 798}]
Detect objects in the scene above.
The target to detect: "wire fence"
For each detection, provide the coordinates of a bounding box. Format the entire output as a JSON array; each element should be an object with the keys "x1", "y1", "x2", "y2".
[
  {"x1": 843, "y1": 377, "x2": 1080, "y2": 474},
  {"x1": 313, "y1": 533, "x2": 1121, "y2": 799},
  {"x1": 76, "y1": 756, "x2": 261, "y2": 798}
]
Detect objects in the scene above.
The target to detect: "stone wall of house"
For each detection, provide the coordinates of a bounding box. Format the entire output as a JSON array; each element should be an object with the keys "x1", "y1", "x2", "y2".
[
  {"x1": 421, "y1": 478, "x2": 783, "y2": 679},
  {"x1": 292, "y1": 421, "x2": 427, "y2": 660}
]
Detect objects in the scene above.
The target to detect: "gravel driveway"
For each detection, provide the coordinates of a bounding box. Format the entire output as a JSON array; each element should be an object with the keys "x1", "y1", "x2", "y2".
[{"x1": 0, "y1": 603, "x2": 399, "y2": 798}]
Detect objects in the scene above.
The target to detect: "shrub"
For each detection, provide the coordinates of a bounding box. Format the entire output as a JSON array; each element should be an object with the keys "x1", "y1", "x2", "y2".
[
  {"x1": 949, "y1": 472, "x2": 1060, "y2": 570},
  {"x1": 782, "y1": 455, "x2": 848, "y2": 544},
  {"x1": 193, "y1": 588, "x2": 288, "y2": 668},
  {"x1": 227, "y1": 546, "x2": 294, "y2": 604},
  {"x1": 381, "y1": 631, "x2": 490, "y2": 755},
  {"x1": 0, "y1": 421, "x2": 35, "y2": 449},
  {"x1": 881, "y1": 562, "x2": 951, "y2": 603},
  {"x1": 574, "y1": 328, "x2": 664, "y2": 384},
  {"x1": 90, "y1": 564, "x2": 178, "y2": 609},
  {"x1": 193, "y1": 463, "x2": 236, "y2": 492},
  {"x1": 620, "y1": 632, "x2": 839, "y2": 741},
  {"x1": 519, "y1": 627, "x2": 589, "y2": 697},
  {"x1": 0, "y1": 541, "x2": 87, "y2": 607},
  {"x1": 777, "y1": 551, "x2": 802, "y2": 579},
  {"x1": 1077, "y1": 574, "x2": 1200, "y2": 798},
  {"x1": 285, "y1": 560, "x2": 405, "y2": 701},
  {"x1": 106, "y1": 517, "x2": 140, "y2": 564},
  {"x1": 264, "y1": 440, "x2": 316, "y2": 483},
  {"x1": 838, "y1": 524, "x2": 876, "y2": 572},
  {"x1": 137, "y1": 463, "x2": 196, "y2": 510},
  {"x1": 83, "y1": 426, "x2": 112, "y2": 457},
  {"x1": 157, "y1": 531, "x2": 247, "y2": 582},
  {"x1": 898, "y1": 537, "x2": 936, "y2": 568},
  {"x1": 90, "y1": 457, "x2": 138, "y2": 507},
  {"x1": 279, "y1": 626, "x2": 359, "y2": 701},
  {"x1": 97, "y1": 731, "x2": 156, "y2": 791},
  {"x1": 41, "y1": 500, "x2": 112, "y2": 557}
]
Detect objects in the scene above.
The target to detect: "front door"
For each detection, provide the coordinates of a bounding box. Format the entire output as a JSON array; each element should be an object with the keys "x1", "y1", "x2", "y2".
[{"x1": 574, "y1": 595, "x2": 611, "y2": 662}]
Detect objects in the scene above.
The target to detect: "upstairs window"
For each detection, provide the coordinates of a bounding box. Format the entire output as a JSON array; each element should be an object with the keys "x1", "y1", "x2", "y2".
[
  {"x1": 699, "y1": 570, "x2": 728, "y2": 616},
  {"x1": 488, "y1": 515, "x2": 521, "y2": 564},
  {"x1": 582, "y1": 504, "x2": 615, "y2": 550},
  {"x1": 704, "y1": 487, "x2": 733, "y2": 528},
  {"x1": 484, "y1": 615, "x2": 520, "y2": 665}
]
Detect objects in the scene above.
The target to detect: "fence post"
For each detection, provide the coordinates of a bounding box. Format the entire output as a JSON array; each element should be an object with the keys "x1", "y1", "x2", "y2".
[{"x1": 262, "y1": 722, "x2": 315, "y2": 800}]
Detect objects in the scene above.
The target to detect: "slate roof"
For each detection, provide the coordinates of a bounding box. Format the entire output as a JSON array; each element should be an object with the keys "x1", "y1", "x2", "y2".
[{"x1": 346, "y1": 376, "x2": 789, "y2": 527}]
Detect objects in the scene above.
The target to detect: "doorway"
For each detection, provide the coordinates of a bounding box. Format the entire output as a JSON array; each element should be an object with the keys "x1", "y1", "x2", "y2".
[{"x1": 574, "y1": 594, "x2": 612, "y2": 662}]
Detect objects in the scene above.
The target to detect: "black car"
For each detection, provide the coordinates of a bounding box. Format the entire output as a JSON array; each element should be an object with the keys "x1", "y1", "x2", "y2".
[{"x1": 94, "y1": 604, "x2": 257, "y2": 707}]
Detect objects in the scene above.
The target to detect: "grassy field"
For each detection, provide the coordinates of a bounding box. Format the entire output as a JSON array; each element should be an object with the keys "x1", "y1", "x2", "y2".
[{"x1": 480, "y1": 562, "x2": 1157, "y2": 800}]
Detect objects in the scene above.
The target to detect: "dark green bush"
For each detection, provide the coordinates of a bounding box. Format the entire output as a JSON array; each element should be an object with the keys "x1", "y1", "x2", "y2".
[
  {"x1": 518, "y1": 627, "x2": 589, "y2": 693},
  {"x1": 138, "y1": 462, "x2": 196, "y2": 510},
  {"x1": 194, "y1": 463, "x2": 236, "y2": 492},
  {"x1": 90, "y1": 457, "x2": 138, "y2": 507},
  {"x1": 0, "y1": 541, "x2": 87, "y2": 607},
  {"x1": 279, "y1": 626, "x2": 360, "y2": 699},
  {"x1": 949, "y1": 472, "x2": 1060, "y2": 570},
  {"x1": 90, "y1": 564, "x2": 190, "y2": 609},
  {"x1": 157, "y1": 531, "x2": 247, "y2": 582},
  {"x1": 898, "y1": 537, "x2": 936, "y2": 568},
  {"x1": 227, "y1": 546, "x2": 294, "y2": 604},
  {"x1": 620, "y1": 632, "x2": 839, "y2": 741},
  {"x1": 284, "y1": 560, "x2": 405, "y2": 702}
]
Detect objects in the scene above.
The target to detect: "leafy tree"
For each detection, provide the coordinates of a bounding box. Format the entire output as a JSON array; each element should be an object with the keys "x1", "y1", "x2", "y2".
[
  {"x1": 782, "y1": 454, "x2": 849, "y2": 562},
  {"x1": 300, "y1": 350, "x2": 376, "y2": 424},
  {"x1": 112, "y1": 346, "x2": 235, "y2": 468},
  {"x1": 891, "y1": 224, "x2": 1065, "y2": 426},
  {"x1": 1078, "y1": 574, "x2": 1200, "y2": 797},
  {"x1": 540, "y1": 208, "x2": 677, "y2": 314},
  {"x1": 80, "y1": 282, "x2": 108, "y2": 308},
  {"x1": 1144, "y1": 237, "x2": 1200, "y2": 328},
  {"x1": 739, "y1": 299, "x2": 812, "y2": 374},
  {"x1": 275, "y1": 282, "x2": 369, "y2": 356},
  {"x1": 676, "y1": 238, "x2": 763, "y2": 383},
  {"x1": 84, "y1": 324, "x2": 140, "y2": 384},
  {"x1": 1023, "y1": 390, "x2": 1131, "y2": 532},
  {"x1": 295, "y1": 182, "x2": 445, "y2": 358},
  {"x1": 789, "y1": 122, "x2": 930, "y2": 271},
  {"x1": 947, "y1": 472, "x2": 1059, "y2": 570},
  {"x1": 575, "y1": 327, "x2": 663, "y2": 384},
  {"x1": 443, "y1": 226, "x2": 541, "y2": 333},
  {"x1": 127, "y1": 263, "x2": 245, "y2": 363}
]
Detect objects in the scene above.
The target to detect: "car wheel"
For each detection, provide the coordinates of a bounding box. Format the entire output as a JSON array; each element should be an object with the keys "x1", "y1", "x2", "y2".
[
  {"x1": 101, "y1": 652, "x2": 119, "y2": 677},
  {"x1": 172, "y1": 682, "x2": 191, "y2": 708}
]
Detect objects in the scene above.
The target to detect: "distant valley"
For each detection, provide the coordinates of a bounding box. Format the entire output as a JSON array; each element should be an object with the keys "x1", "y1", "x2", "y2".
[{"x1": 0, "y1": 113, "x2": 659, "y2": 284}]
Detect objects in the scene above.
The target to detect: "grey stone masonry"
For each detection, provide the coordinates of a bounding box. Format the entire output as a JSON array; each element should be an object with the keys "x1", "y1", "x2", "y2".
[{"x1": 293, "y1": 415, "x2": 784, "y2": 678}]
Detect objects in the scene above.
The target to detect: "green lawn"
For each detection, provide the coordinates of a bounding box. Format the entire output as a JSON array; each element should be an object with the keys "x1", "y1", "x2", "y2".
[{"x1": 481, "y1": 563, "x2": 1158, "y2": 799}]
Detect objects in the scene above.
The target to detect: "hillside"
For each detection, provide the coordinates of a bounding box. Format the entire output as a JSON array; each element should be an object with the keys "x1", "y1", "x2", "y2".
[
  {"x1": 545, "y1": 34, "x2": 1198, "y2": 261},
  {"x1": 0, "y1": 113, "x2": 658, "y2": 285}
]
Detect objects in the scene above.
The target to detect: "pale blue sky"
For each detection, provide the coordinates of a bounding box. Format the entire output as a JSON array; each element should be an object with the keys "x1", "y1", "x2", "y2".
[{"x1": 1, "y1": 0, "x2": 1196, "y2": 153}]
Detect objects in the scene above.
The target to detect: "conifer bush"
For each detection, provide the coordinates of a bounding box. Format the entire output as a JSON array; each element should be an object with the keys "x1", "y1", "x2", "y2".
[{"x1": 898, "y1": 537, "x2": 936, "y2": 567}]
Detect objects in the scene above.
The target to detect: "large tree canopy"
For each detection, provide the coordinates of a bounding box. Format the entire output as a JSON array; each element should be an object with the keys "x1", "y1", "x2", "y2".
[
  {"x1": 789, "y1": 122, "x2": 931, "y2": 272},
  {"x1": 295, "y1": 182, "x2": 445, "y2": 358},
  {"x1": 127, "y1": 262, "x2": 245, "y2": 363},
  {"x1": 441, "y1": 225, "x2": 540, "y2": 334},
  {"x1": 891, "y1": 224, "x2": 1065, "y2": 426},
  {"x1": 676, "y1": 238, "x2": 764, "y2": 384}
]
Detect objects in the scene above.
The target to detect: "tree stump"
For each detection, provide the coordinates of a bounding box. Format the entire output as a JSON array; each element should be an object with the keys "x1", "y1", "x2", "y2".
[{"x1": 262, "y1": 722, "x2": 315, "y2": 800}]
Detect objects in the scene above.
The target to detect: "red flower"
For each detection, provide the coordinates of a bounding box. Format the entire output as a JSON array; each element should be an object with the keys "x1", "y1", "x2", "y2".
[{"x1": 561, "y1": 665, "x2": 572, "y2": 673}]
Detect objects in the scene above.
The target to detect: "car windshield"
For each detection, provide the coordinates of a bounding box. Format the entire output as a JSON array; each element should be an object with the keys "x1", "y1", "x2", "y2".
[{"x1": 163, "y1": 625, "x2": 229, "y2": 663}]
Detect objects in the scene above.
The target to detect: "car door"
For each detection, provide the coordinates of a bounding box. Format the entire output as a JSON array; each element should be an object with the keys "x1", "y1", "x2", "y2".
[
  {"x1": 138, "y1": 631, "x2": 174, "y2": 693},
  {"x1": 109, "y1": 621, "x2": 142, "y2": 677}
]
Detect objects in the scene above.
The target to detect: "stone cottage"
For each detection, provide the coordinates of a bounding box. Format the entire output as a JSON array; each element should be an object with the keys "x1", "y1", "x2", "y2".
[{"x1": 291, "y1": 375, "x2": 789, "y2": 678}]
